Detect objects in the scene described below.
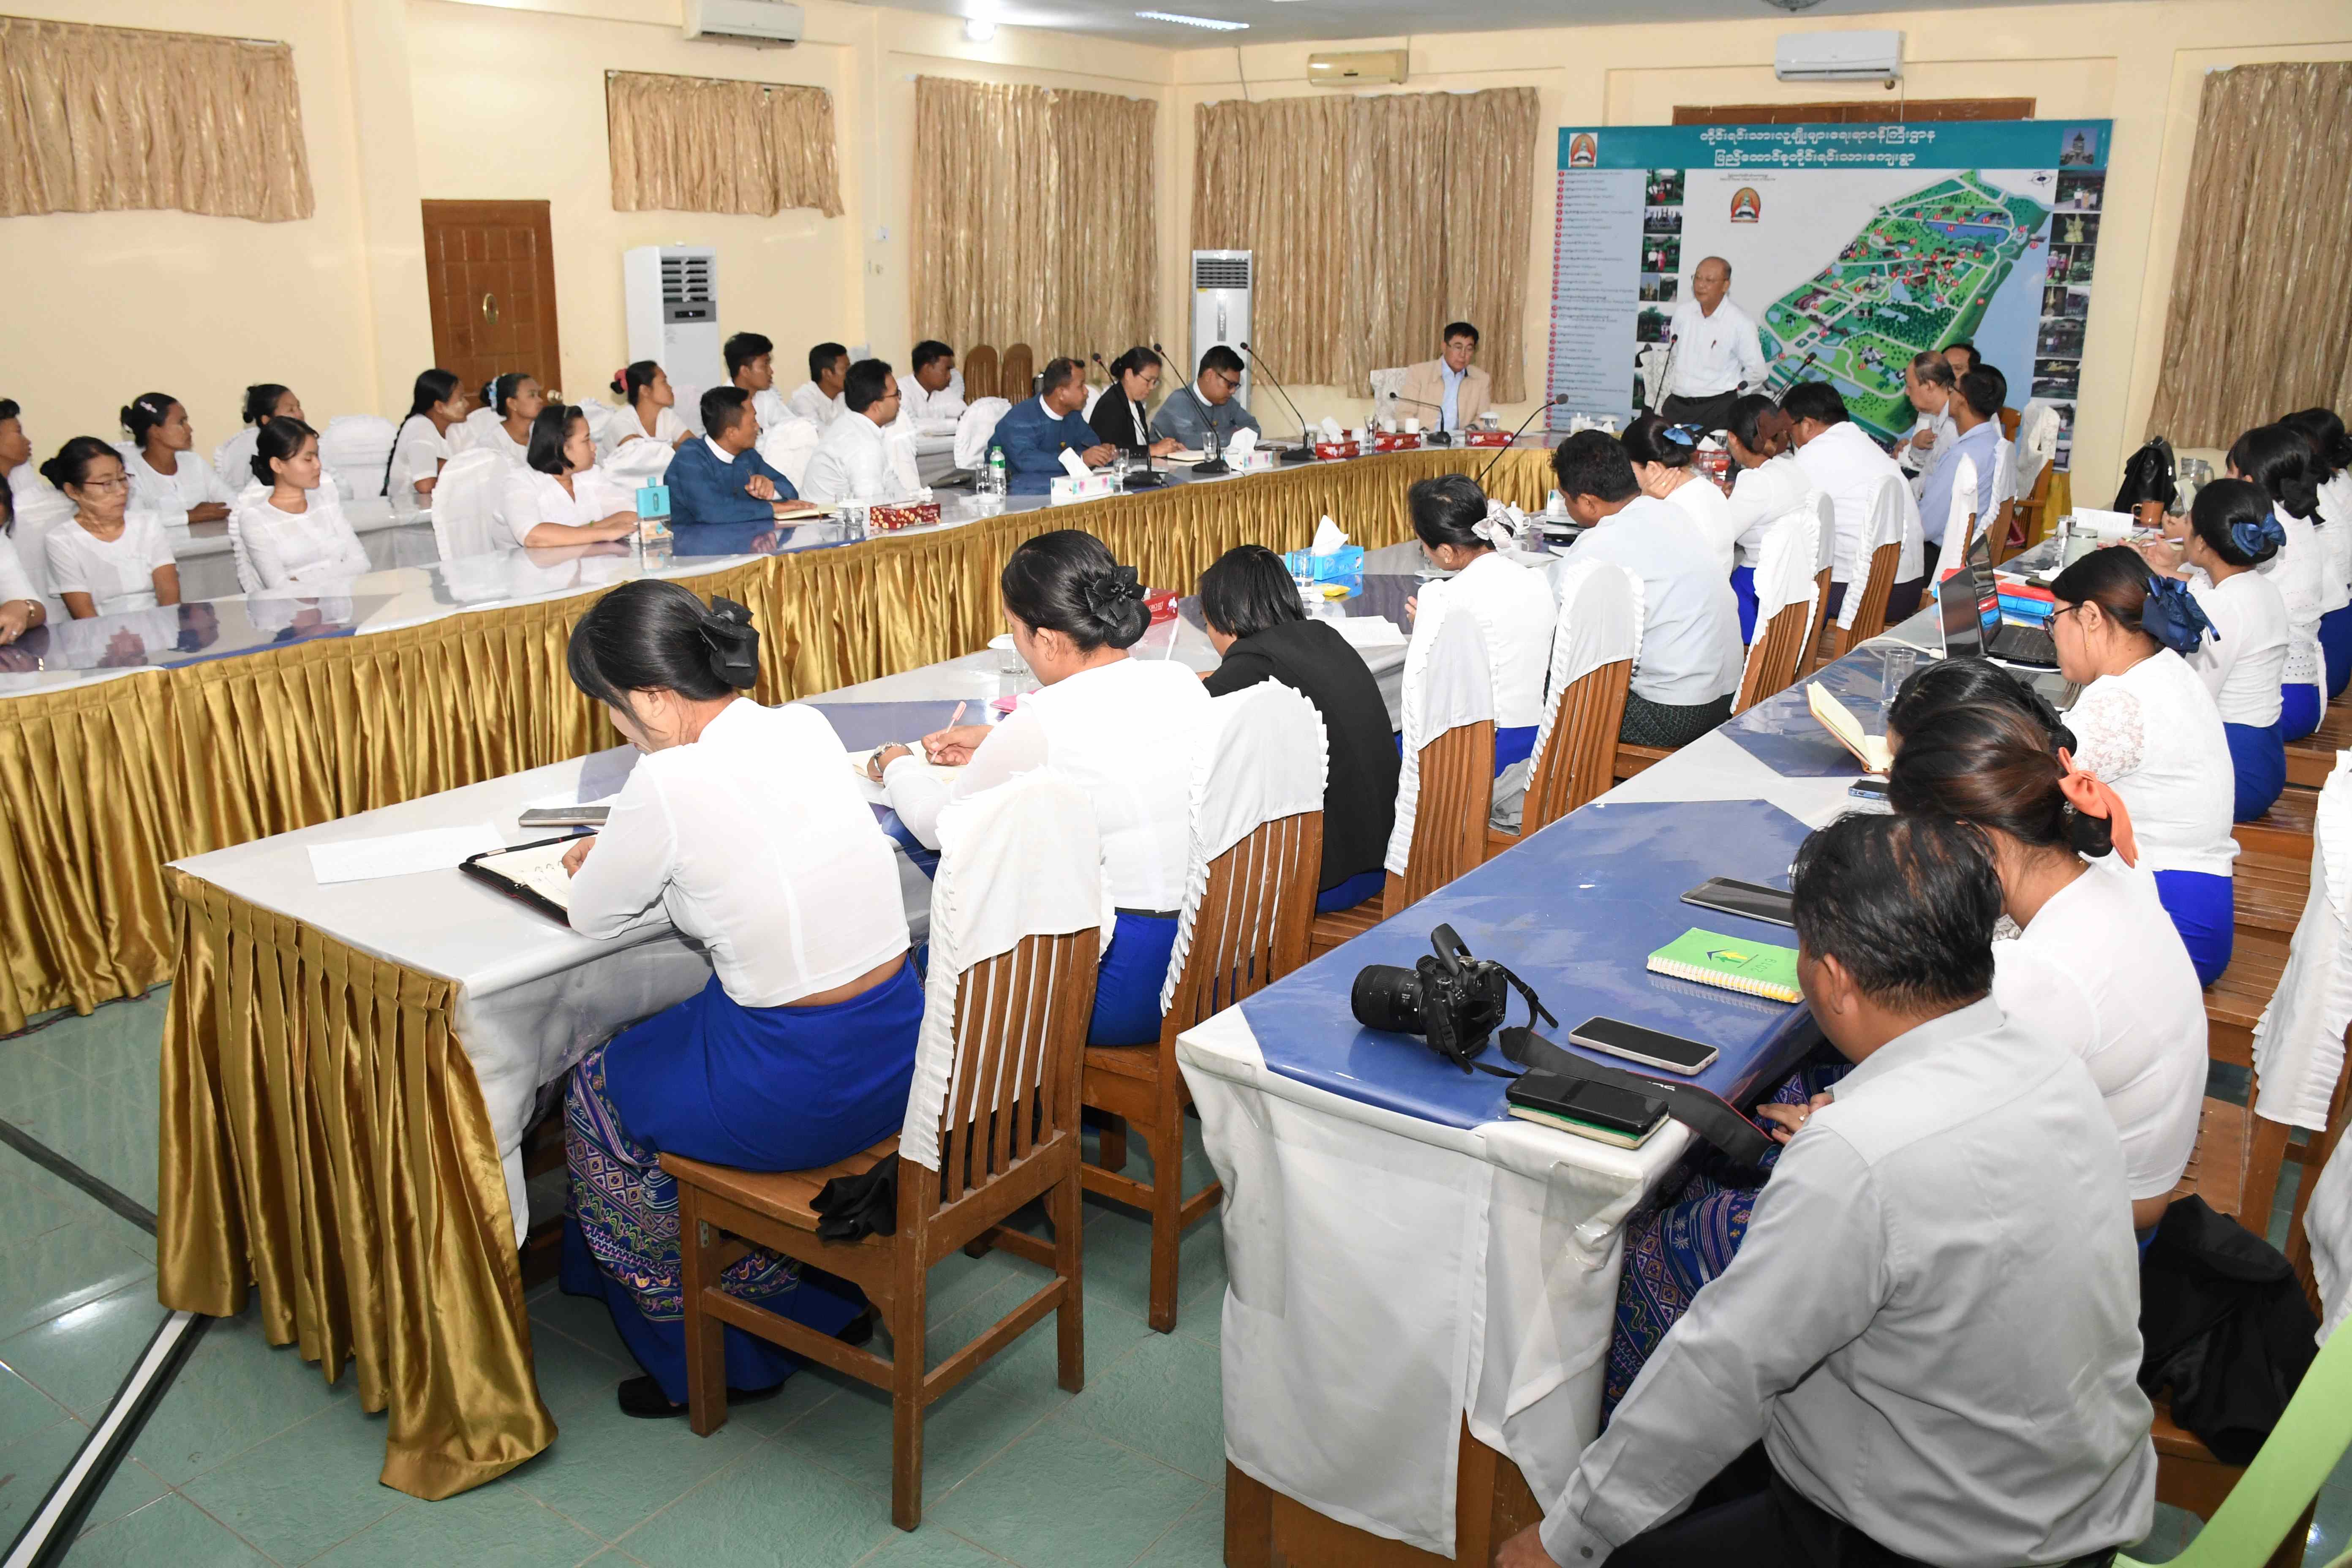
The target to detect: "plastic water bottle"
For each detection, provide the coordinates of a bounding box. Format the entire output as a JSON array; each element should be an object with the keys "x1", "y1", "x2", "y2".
[{"x1": 986, "y1": 445, "x2": 1006, "y2": 496}]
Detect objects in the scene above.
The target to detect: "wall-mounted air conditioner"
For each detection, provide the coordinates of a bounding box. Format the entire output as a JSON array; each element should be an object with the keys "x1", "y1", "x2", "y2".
[
  {"x1": 1191, "y1": 251, "x2": 1252, "y2": 409},
  {"x1": 682, "y1": 0, "x2": 804, "y2": 46},
  {"x1": 623, "y1": 246, "x2": 724, "y2": 430},
  {"x1": 1307, "y1": 50, "x2": 1408, "y2": 88},
  {"x1": 1774, "y1": 30, "x2": 1903, "y2": 82}
]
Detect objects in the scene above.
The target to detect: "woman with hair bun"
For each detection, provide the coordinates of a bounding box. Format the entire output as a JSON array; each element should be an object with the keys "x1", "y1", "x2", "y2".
[
  {"x1": 2229, "y1": 422, "x2": 2328, "y2": 734},
  {"x1": 611, "y1": 360, "x2": 690, "y2": 449},
  {"x1": 1088, "y1": 346, "x2": 1182, "y2": 457},
  {"x1": 873, "y1": 528, "x2": 1210, "y2": 1044},
  {"x1": 1720, "y1": 394, "x2": 1822, "y2": 642},
  {"x1": 234, "y1": 419, "x2": 371, "y2": 589},
  {"x1": 120, "y1": 392, "x2": 234, "y2": 528},
  {"x1": 383, "y1": 370, "x2": 468, "y2": 516},
  {"x1": 480, "y1": 373, "x2": 546, "y2": 468},
  {"x1": 40, "y1": 437, "x2": 180, "y2": 618},
  {"x1": 556, "y1": 580, "x2": 919, "y2": 1418},
  {"x1": 1407, "y1": 473, "x2": 1555, "y2": 782},
  {"x1": 2280, "y1": 408, "x2": 2352, "y2": 694},
  {"x1": 2047, "y1": 546, "x2": 2237, "y2": 984},
  {"x1": 1624, "y1": 411, "x2": 1738, "y2": 579},
  {"x1": 2135, "y1": 476, "x2": 2289, "y2": 821},
  {"x1": 213, "y1": 383, "x2": 303, "y2": 487}
]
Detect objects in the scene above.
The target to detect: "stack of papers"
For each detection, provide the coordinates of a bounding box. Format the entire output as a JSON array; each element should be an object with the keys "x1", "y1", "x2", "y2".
[{"x1": 1327, "y1": 616, "x2": 1409, "y2": 649}]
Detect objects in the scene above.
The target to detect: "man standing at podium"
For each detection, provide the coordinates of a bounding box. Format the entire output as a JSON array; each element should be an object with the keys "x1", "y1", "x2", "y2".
[{"x1": 1660, "y1": 257, "x2": 1765, "y2": 433}]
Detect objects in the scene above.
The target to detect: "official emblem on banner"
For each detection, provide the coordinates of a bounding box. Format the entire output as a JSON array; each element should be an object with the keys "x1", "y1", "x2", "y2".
[
  {"x1": 1568, "y1": 132, "x2": 1598, "y2": 168},
  {"x1": 1730, "y1": 186, "x2": 1762, "y2": 223}
]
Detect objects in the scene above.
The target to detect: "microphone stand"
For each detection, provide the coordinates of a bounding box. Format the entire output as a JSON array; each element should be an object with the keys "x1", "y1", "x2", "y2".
[
  {"x1": 1152, "y1": 342, "x2": 1228, "y2": 476},
  {"x1": 1238, "y1": 340, "x2": 1316, "y2": 464},
  {"x1": 1390, "y1": 395, "x2": 1456, "y2": 447},
  {"x1": 1475, "y1": 394, "x2": 1572, "y2": 489}
]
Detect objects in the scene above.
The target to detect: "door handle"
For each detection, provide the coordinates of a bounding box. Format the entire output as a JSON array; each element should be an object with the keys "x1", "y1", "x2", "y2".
[{"x1": 481, "y1": 292, "x2": 500, "y2": 325}]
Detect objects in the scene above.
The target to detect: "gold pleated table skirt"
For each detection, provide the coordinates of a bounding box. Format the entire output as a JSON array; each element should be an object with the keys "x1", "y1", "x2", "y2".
[{"x1": 139, "y1": 448, "x2": 1556, "y2": 1498}]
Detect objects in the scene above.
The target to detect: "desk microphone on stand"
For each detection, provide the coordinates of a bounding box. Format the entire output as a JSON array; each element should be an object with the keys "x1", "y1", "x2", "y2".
[
  {"x1": 1388, "y1": 395, "x2": 1457, "y2": 447},
  {"x1": 1237, "y1": 341, "x2": 1317, "y2": 464},
  {"x1": 1475, "y1": 394, "x2": 1573, "y2": 489},
  {"x1": 1153, "y1": 343, "x2": 1228, "y2": 476}
]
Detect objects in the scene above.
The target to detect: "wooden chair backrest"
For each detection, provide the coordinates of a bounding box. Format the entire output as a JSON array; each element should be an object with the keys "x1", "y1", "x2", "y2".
[
  {"x1": 963, "y1": 345, "x2": 999, "y2": 404},
  {"x1": 1997, "y1": 405, "x2": 2021, "y2": 440},
  {"x1": 1737, "y1": 591, "x2": 1815, "y2": 712},
  {"x1": 1160, "y1": 810, "x2": 1322, "y2": 1041},
  {"x1": 2287, "y1": 1021, "x2": 2352, "y2": 1318},
  {"x1": 2004, "y1": 460, "x2": 2055, "y2": 561},
  {"x1": 1799, "y1": 566, "x2": 1834, "y2": 668},
  {"x1": 1000, "y1": 343, "x2": 1036, "y2": 403},
  {"x1": 925, "y1": 928, "x2": 1100, "y2": 1211},
  {"x1": 1396, "y1": 720, "x2": 1495, "y2": 908},
  {"x1": 1522, "y1": 662, "x2": 1630, "y2": 836},
  {"x1": 1845, "y1": 540, "x2": 1903, "y2": 648}
]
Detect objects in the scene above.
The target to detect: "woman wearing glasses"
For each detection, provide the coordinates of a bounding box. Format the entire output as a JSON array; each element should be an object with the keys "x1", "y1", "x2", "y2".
[
  {"x1": 1089, "y1": 346, "x2": 1183, "y2": 458},
  {"x1": 39, "y1": 437, "x2": 180, "y2": 618}
]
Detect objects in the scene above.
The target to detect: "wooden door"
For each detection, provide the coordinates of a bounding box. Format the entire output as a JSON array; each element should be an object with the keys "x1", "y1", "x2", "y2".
[{"x1": 419, "y1": 200, "x2": 564, "y2": 402}]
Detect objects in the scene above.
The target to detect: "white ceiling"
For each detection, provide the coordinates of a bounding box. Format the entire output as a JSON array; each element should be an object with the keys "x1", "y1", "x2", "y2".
[{"x1": 891, "y1": 0, "x2": 2113, "y2": 48}]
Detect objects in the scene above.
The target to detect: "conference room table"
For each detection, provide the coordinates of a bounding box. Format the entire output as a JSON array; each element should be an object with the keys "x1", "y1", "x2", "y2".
[{"x1": 1, "y1": 442, "x2": 1558, "y2": 1039}]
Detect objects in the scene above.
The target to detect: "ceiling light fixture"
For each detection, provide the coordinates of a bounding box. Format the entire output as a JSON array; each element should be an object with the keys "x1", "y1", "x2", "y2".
[
  {"x1": 965, "y1": 16, "x2": 996, "y2": 38},
  {"x1": 1134, "y1": 10, "x2": 1248, "y2": 29}
]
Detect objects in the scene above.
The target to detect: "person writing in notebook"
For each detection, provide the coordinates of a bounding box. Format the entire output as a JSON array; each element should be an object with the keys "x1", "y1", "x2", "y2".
[{"x1": 1499, "y1": 812, "x2": 2153, "y2": 1568}]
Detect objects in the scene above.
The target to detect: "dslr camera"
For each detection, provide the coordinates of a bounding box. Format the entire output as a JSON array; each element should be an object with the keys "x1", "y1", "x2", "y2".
[{"x1": 1351, "y1": 924, "x2": 1555, "y2": 1071}]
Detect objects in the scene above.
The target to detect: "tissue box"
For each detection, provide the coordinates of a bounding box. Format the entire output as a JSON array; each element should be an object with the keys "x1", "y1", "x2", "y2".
[
  {"x1": 1312, "y1": 440, "x2": 1361, "y2": 461},
  {"x1": 1049, "y1": 472, "x2": 1118, "y2": 504},
  {"x1": 867, "y1": 501, "x2": 942, "y2": 533},
  {"x1": 1284, "y1": 546, "x2": 1366, "y2": 583},
  {"x1": 1372, "y1": 432, "x2": 1424, "y2": 453},
  {"x1": 1463, "y1": 429, "x2": 1513, "y2": 448},
  {"x1": 1144, "y1": 588, "x2": 1180, "y2": 624},
  {"x1": 1233, "y1": 448, "x2": 1279, "y2": 474}
]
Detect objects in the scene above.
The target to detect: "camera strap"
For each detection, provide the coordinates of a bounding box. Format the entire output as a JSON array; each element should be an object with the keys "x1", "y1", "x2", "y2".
[{"x1": 1487, "y1": 1027, "x2": 1776, "y2": 1167}]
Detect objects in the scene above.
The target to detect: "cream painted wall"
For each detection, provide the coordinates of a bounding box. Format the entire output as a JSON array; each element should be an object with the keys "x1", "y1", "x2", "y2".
[{"x1": 1169, "y1": 0, "x2": 2352, "y2": 498}]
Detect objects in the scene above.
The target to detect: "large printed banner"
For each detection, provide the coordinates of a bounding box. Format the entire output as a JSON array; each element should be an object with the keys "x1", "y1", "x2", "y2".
[{"x1": 1546, "y1": 120, "x2": 2111, "y2": 469}]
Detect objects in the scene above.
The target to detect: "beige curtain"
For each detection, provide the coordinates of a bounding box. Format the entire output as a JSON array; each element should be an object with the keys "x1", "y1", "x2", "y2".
[
  {"x1": 1195, "y1": 88, "x2": 1540, "y2": 403},
  {"x1": 2146, "y1": 62, "x2": 2352, "y2": 447},
  {"x1": 910, "y1": 77, "x2": 1158, "y2": 362},
  {"x1": 0, "y1": 15, "x2": 313, "y2": 222},
  {"x1": 606, "y1": 70, "x2": 843, "y2": 218}
]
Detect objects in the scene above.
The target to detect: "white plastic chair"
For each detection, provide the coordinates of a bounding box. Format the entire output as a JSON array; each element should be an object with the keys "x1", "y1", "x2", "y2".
[
  {"x1": 1386, "y1": 585, "x2": 1495, "y2": 879},
  {"x1": 225, "y1": 504, "x2": 261, "y2": 595},
  {"x1": 953, "y1": 399, "x2": 1013, "y2": 471},
  {"x1": 1838, "y1": 473, "x2": 1909, "y2": 635},
  {"x1": 756, "y1": 417, "x2": 823, "y2": 496},
  {"x1": 212, "y1": 427, "x2": 260, "y2": 484},
  {"x1": 427, "y1": 449, "x2": 509, "y2": 561},
  {"x1": 318, "y1": 416, "x2": 396, "y2": 503},
  {"x1": 1515, "y1": 558, "x2": 1641, "y2": 830},
  {"x1": 1931, "y1": 452, "x2": 1984, "y2": 586},
  {"x1": 1736, "y1": 506, "x2": 1824, "y2": 713},
  {"x1": 1369, "y1": 367, "x2": 1409, "y2": 425}
]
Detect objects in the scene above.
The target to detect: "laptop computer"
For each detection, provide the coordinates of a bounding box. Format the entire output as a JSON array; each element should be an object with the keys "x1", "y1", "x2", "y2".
[{"x1": 1939, "y1": 531, "x2": 2060, "y2": 669}]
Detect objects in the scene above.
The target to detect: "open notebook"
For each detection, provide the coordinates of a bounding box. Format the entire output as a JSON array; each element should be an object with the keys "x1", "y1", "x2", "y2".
[
  {"x1": 461, "y1": 836, "x2": 583, "y2": 924},
  {"x1": 845, "y1": 747, "x2": 962, "y2": 787},
  {"x1": 1807, "y1": 684, "x2": 1892, "y2": 774}
]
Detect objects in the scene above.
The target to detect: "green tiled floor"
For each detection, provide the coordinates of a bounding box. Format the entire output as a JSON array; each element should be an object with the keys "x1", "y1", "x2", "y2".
[{"x1": 0, "y1": 989, "x2": 2346, "y2": 1566}]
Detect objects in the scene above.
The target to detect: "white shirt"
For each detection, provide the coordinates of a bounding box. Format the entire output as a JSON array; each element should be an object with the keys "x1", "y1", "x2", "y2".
[
  {"x1": 1447, "y1": 550, "x2": 1557, "y2": 730},
  {"x1": 751, "y1": 387, "x2": 792, "y2": 434},
  {"x1": 2186, "y1": 567, "x2": 2289, "y2": 728},
  {"x1": 1664, "y1": 297, "x2": 1766, "y2": 400},
  {"x1": 125, "y1": 448, "x2": 234, "y2": 527},
  {"x1": 801, "y1": 411, "x2": 907, "y2": 505},
  {"x1": 1661, "y1": 472, "x2": 1740, "y2": 578},
  {"x1": 3, "y1": 468, "x2": 68, "y2": 599},
  {"x1": 567, "y1": 700, "x2": 910, "y2": 1008},
  {"x1": 1563, "y1": 495, "x2": 1745, "y2": 705},
  {"x1": 616, "y1": 404, "x2": 689, "y2": 449},
  {"x1": 786, "y1": 381, "x2": 844, "y2": 428},
  {"x1": 481, "y1": 421, "x2": 530, "y2": 470},
  {"x1": 0, "y1": 530, "x2": 36, "y2": 610},
  {"x1": 1794, "y1": 420, "x2": 1926, "y2": 586},
  {"x1": 2065, "y1": 649, "x2": 2239, "y2": 879},
  {"x1": 898, "y1": 371, "x2": 967, "y2": 435},
  {"x1": 2315, "y1": 474, "x2": 2352, "y2": 615},
  {"x1": 2260, "y1": 509, "x2": 2327, "y2": 636},
  {"x1": 1899, "y1": 406, "x2": 1955, "y2": 479},
  {"x1": 499, "y1": 468, "x2": 631, "y2": 548},
  {"x1": 1724, "y1": 454, "x2": 1822, "y2": 570},
  {"x1": 1438, "y1": 364, "x2": 1468, "y2": 432},
  {"x1": 234, "y1": 488, "x2": 371, "y2": 590},
  {"x1": 885, "y1": 657, "x2": 1211, "y2": 911},
  {"x1": 386, "y1": 416, "x2": 452, "y2": 519},
  {"x1": 1993, "y1": 857, "x2": 2208, "y2": 1202},
  {"x1": 44, "y1": 513, "x2": 176, "y2": 615},
  {"x1": 213, "y1": 427, "x2": 262, "y2": 489}
]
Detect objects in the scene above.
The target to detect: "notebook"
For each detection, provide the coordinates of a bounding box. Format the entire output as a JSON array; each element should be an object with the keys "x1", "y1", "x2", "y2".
[
  {"x1": 845, "y1": 747, "x2": 962, "y2": 786},
  {"x1": 1807, "y1": 684, "x2": 1892, "y2": 774},
  {"x1": 1646, "y1": 928, "x2": 1802, "y2": 1004},
  {"x1": 461, "y1": 836, "x2": 585, "y2": 924}
]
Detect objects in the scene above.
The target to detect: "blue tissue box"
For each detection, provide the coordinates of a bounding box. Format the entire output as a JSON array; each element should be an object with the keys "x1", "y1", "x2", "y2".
[{"x1": 1285, "y1": 546, "x2": 1365, "y2": 583}]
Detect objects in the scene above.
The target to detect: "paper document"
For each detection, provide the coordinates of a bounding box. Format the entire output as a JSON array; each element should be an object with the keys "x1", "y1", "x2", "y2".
[
  {"x1": 1058, "y1": 449, "x2": 1092, "y2": 480},
  {"x1": 1807, "y1": 685, "x2": 1892, "y2": 774},
  {"x1": 1327, "y1": 616, "x2": 1409, "y2": 649},
  {"x1": 1312, "y1": 515, "x2": 1349, "y2": 555},
  {"x1": 309, "y1": 824, "x2": 506, "y2": 885}
]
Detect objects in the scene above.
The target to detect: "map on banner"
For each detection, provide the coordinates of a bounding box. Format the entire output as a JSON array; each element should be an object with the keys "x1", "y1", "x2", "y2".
[{"x1": 1548, "y1": 121, "x2": 2111, "y2": 469}]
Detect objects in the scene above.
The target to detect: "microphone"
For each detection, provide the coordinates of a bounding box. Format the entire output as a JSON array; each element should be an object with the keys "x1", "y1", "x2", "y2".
[
  {"x1": 1237, "y1": 341, "x2": 1315, "y2": 464},
  {"x1": 1153, "y1": 342, "x2": 1228, "y2": 476},
  {"x1": 1387, "y1": 395, "x2": 1457, "y2": 447},
  {"x1": 1475, "y1": 394, "x2": 1572, "y2": 490}
]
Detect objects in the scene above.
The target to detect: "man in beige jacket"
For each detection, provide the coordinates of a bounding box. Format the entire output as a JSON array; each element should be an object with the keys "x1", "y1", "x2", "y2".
[{"x1": 1396, "y1": 322, "x2": 1492, "y2": 433}]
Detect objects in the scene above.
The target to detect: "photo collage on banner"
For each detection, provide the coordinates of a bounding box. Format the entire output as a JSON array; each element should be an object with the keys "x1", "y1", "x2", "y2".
[{"x1": 1547, "y1": 120, "x2": 2113, "y2": 470}]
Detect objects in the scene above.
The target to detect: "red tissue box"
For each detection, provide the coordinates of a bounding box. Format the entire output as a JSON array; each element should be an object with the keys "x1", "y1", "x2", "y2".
[
  {"x1": 1312, "y1": 441, "x2": 1362, "y2": 461},
  {"x1": 1143, "y1": 588, "x2": 1179, "y2": 624},
  {"x1": 1463, "y1": 429, "x2": 1513, "y2": 448},
  {"x1": 1372, "y1": 432, "x2": 1424, "y2": 453},
  {"x1": 868, "y1": 501, "x2": 942, "y2": 533}
]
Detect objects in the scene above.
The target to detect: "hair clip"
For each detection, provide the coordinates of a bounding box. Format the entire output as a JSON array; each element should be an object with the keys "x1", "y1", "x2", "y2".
[
  {"x1": 1661, "y1": 424, "x2": 1699, "y2": 448},
  {"x1": 2140, "y1": 571, "x2": 2216, "y2": 656},
  {"x1": 2230, "y1": 509, "x2": 2288, "y2": 559}
]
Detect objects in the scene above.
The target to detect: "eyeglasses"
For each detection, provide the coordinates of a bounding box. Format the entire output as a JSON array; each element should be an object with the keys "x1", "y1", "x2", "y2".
[{"x1": 78, "y1": 476, "x2": 129, "y2": 491}]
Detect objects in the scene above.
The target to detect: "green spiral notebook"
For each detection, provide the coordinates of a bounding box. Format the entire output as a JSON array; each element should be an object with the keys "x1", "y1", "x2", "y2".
[{"x1": 1646, "y1": 928, "x2": 1802, "y2": 1004}]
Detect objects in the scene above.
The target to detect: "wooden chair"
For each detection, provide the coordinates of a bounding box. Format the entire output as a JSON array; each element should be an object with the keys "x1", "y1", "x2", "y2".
[
  {"x1": 962, "y1": 343, "x2": 999, "y2": 404},
  {"x1": 1312, "y1": 720, "x2": 1493, "y2": 953},
  {"x1": 1489, "y1": 560, "x2": 1638, "y2": 855},
  {"x1": 1086, "y1": 808, "x2": 1322, "y2": 1331},
  {"x1": 661, "y1": 927, "x2": 1098, "y2": 1530},
  {"x1": 1000, "y1": 343, "x2": 1036, "y2": 403},
  {"x1": 1816, "y1": 539, "x2": 1901, "y2": 665},
  {"x1": 2009, "y1": 457, "x2": 2056, "y2": 558},
  {"x1": 1996, "y1": 404, "x2": 2021, "y2": 440}
]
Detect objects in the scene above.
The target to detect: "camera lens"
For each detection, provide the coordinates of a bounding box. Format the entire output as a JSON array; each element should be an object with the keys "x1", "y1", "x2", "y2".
[{"x1": 1351, "y1": 964, "x2": 1426, "y2": 1034}]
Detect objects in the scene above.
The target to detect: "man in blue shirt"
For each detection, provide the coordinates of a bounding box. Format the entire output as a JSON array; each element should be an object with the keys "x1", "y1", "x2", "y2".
[
  {"x1": 1918, "y1": 365, "x2": 2006, "y2": 551},
  {"x1": 667, "y1": 387, "x2": 816, "y2": 525},
  {"x1": 1154, "y1": 345, "x2": 1261, "y2": 455},
  {"x1": 992, "y1": 357, "x2": 1115, "y2": 495}
]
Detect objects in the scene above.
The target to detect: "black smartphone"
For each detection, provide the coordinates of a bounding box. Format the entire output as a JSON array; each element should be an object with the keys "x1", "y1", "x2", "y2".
[
  {"x1": 1505, "y1": 1071, "x2": 1668, "y2": 1147},
  {"x1": 1681, "y1": 876, "x2": 1796, "y2": 927},
  {"x1": 1567, "y1": 1015, "x2": 1720, "y2": 1076},
  {"x1": 1847, "y1": 777, "x2": 1890, "y2": 800}
]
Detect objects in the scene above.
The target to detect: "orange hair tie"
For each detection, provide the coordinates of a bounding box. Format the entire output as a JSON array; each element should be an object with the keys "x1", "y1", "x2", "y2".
[{"x1": 2055, "y1": 748, "x2": 2138, "y2": 868}]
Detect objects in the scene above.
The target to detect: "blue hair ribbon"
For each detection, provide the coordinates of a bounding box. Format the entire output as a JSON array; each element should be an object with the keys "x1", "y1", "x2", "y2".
[
  {"x1": 2230, "y1": 509, "x2": 2288, "y2": 561},
  {"x1": 2140, "y1": 571, "x2": 2217, "y2": 656},
  {"x1": 1661, "y1": 424, "x2": 1700, "y2": 448}
]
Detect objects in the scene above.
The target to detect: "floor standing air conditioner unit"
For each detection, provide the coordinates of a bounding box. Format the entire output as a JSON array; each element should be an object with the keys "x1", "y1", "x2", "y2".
[
  {"x1": 623, "y1": 245, "x2": 723, "y2": 430},
  {"x1": 1191, "y1": 250, "x2": 1252, "y2": 409}
]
